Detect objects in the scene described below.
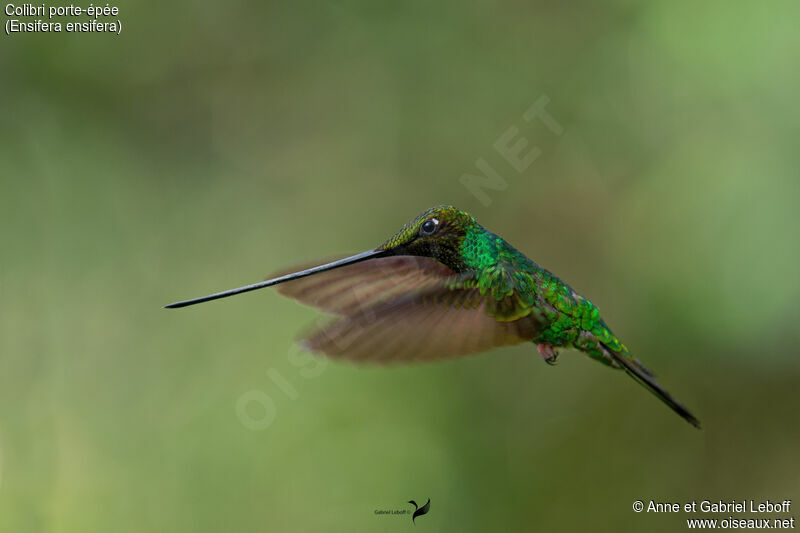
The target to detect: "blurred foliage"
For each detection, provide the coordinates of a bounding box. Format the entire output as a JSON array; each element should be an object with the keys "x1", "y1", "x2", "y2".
[{"x1": 1, "y1": 1, "x2": 799, "y2": 531}]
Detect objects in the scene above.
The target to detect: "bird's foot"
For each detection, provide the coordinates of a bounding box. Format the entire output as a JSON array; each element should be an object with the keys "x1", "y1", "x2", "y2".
[{"x1": 537, "y1": 343, "x2": 559, "y2": 366}]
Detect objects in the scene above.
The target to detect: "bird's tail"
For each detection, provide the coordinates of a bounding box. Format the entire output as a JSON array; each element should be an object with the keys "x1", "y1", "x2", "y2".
[{"x1": 599, "y1": 340, "x2": 701, "y2": 428}]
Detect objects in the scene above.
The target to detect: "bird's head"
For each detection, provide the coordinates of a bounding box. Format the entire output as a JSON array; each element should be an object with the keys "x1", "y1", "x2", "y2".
[
  {"x1": 164, "y1": 205, "x2": 485, "y2": 308},
  {"x1": 377, "y1": 205, "x2": 480, "y2": 272}
]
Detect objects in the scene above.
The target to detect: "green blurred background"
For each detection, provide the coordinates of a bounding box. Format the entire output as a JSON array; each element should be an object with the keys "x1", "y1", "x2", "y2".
[{"x1": 2, "y1": 1, "x2": 799, "y2": 531}]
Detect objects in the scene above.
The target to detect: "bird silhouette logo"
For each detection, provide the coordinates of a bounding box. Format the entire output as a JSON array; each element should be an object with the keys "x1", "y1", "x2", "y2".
[{"x1": 408, "y1": 498, "x2": 430, "y2": 524}]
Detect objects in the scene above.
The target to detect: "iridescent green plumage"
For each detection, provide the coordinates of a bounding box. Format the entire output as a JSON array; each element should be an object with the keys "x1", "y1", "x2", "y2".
[
  {"x1": 165, "y1": 205, "x2": 700, "y2": 428},
  {"x1": 377, "y1": 206, "x2": 628, "y2": 363}
]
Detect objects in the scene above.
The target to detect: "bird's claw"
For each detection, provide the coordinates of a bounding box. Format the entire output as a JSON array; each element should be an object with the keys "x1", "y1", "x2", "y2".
[{"x1": 537, "y1": 343, "x2": 559, "y2": 366}]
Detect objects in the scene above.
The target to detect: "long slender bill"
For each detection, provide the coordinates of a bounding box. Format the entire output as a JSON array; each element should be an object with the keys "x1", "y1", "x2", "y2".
[{"x1": 164, "y1": 249, "x2": 388, "y2": 309}]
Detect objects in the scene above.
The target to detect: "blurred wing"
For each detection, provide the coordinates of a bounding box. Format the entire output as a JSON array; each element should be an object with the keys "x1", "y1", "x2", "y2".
[
  {"x1": 300, "y1": 280, "x2": 543, "y2": 363},
  {"x1": 272, "y1": 255, "x2": 456, "y2": 316}
]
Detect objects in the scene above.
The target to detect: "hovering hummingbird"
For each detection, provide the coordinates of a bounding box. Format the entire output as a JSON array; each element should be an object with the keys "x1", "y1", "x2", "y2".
[{"x1": 166, "y1": 205, "x2": 700, "y2": 428}]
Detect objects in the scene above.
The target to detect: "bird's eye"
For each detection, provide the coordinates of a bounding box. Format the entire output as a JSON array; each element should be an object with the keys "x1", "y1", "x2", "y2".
[{"x1": 420, "y1": 218, "x2": 439, "y2": 236}]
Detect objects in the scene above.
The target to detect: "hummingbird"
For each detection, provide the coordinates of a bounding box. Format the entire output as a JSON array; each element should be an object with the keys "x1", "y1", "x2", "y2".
[{"x1": 166, "y1": 205, "x2": 700, "y2": 428}]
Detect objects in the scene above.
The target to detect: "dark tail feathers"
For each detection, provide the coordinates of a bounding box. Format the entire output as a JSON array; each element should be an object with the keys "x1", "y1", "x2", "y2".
[{"x1": 602, "y1": 343, "x2": 701, "y2": 429}]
